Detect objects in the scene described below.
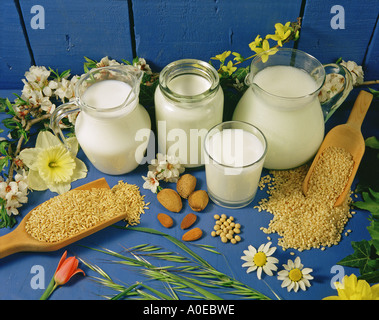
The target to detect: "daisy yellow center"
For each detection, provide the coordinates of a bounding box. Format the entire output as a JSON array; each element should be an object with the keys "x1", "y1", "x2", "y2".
[
  {"x1": 253, "y1": 252, "x2": 267, "y2": 267},
  {"x1": 289, "y1": 268, "x2": 303, "y2": 282}
]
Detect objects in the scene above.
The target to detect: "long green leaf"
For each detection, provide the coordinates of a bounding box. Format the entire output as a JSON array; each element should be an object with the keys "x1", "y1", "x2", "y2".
[{"x1": 117, "y1": 226, "x2": 214, "y2": 268}]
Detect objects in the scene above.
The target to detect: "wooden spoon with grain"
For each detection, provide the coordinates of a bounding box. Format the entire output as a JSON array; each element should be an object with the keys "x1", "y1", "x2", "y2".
[
  {"x1": 302, "y1": 90, "x2": 373, "y2": 207},
  {"x1": 0, "y1": 178, "x2": 127, "y2": 259}
]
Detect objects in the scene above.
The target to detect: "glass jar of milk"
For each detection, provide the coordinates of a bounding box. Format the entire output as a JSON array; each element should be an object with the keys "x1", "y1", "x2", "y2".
[
  {"x1": 155, "y1": 59, "x2": 224, "y2": 167},
  {"x1": 233, "y1": 48, "x2": 353, "y2": 170},
  {"x1": 50, "y1": 66, "x2": 151, "y2": 175}
]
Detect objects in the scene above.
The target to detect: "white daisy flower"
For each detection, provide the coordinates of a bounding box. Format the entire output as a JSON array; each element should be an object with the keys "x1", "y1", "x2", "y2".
[
  {"x1": 277, "y1": 256, "x2": 314, "y2": 292},
  {"x1": 241, "y1": 242, "x2": 279, "y2": 280}
]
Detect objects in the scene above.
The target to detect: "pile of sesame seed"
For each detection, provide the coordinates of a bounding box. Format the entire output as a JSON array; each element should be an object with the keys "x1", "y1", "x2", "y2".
[{"x1": 256, "y1": 146, "x2": 354, "y2": 251}]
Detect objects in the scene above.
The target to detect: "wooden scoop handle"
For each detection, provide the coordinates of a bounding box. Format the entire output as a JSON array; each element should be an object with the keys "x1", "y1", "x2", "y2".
[
  {"x1": 0, "y1": 228, "x2": 30, "y2": 259},
  {"x1": 347, "y1": 90, "x2": 373, "y2": 130}
]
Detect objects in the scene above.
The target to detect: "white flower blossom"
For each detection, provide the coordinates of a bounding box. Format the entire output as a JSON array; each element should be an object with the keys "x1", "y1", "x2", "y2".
[
  {"x1": 96, "y1": 56, "x2": 122, "y2": 68},
  {"x1": 318, "y1": 73, "x2": 345, "y2": 103},
  {"x1": 143, "y1": 153, "x2": 185, "y2": 193},
  {"x1": 0, "y1": 172, "x2": 28, "y2": 216},
  {"x1": 133, "y1": 57, "x2": 152, "y2": 75},
  {"x1": 55, "y1": 78, "x2": 75, "y2": 101},
  {"x1": 148, "y1": 153, "x2": 185, "y2": 183},
  {"x1": 340, "y1": 60, "x2": 364, "y2": 86},
  {"x1": 142, "y1": 171, "x2": 160, "y2": 193},
  {"x1": 24, "y1": 66, "x2": 50, "y2": 88}
]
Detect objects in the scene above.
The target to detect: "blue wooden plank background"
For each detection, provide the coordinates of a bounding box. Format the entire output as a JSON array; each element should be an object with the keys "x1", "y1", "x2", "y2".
[
  {"x1": 1, "y1": 0, "x2": 378, "y2": 89},
  {"x1": 0, "y1": 1, "x2": 32, "y2": 89},
  {"x1": 18, "y1": 0, "x2": 135, "y2": 79},
  {"x1": 132, "y1": 0, "x2": 302, "y2": 70},
  {"x1": 297, "y1": 0, "x2": 378, "y2": 66}
]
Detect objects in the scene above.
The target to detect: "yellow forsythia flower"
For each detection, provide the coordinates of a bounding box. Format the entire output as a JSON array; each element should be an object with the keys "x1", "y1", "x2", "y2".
[
  {"x1": 248, "y1": 35, "x2": 262, "y2": 51},
  {"x1": 221, "y1": 60, "x2": 237, "y2": 75},
  {"x1": 251, "y1": 40, "x2": 278, "y2": 63},
  {"x1": 267, "y1": 22, "x2": 292, "y2": 47},
  {"x1": 211, "y1": 50, "x2": 231, "y2": 63}
]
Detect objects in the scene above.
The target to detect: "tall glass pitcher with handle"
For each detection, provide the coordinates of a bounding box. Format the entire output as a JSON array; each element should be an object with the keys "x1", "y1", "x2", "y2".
[
  {"x1": 232, "y1": 48, "x2": 352, "y2": 170},
  {"x1": 50, "y1": 65, "x2": 151, "y2": 175}
]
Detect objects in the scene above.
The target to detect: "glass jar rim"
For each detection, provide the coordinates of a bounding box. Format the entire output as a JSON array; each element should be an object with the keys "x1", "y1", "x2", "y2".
[
  {"x1": 247, "y1": 48, "x2": 326, "y2": 100},
  {"x1": 159, "y1": 59, "x2": 220, "y2": 103},
  {"x1": 204, "y1": 120, "x2": 268, "y2": 169},
  {"x1": 75, "y1": 66, "x2": 141, "y2": 115}
]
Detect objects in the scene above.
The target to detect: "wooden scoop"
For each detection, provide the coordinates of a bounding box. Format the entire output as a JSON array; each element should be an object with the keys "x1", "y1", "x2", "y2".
[
  {"x1": 0, "y1": 178, "x2": 127, "y2": 259},
  {"x1": 302, "y1": 90, "x2": 373, "y2": 207}
]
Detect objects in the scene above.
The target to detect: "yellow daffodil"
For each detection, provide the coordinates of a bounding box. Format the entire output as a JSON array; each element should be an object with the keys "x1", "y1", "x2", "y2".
[
  {"x1": 252, "y1": 40, "x2": 278, "y2": 63},
  {"x1": 221, "y1": 60, "x2": 237, "y2": 76},
  {"x1": 323, "y1": 274, "x2": 379, "y2": 300},
  {"x1": 19, "y1": 131, "x2": 87, "y2": 194},
  {"x1": 267, "y1": 22, "x2": 292, "y2": 47},
  {"x1": 211, "y1": 51, "x2": 231, "y2": 63}
]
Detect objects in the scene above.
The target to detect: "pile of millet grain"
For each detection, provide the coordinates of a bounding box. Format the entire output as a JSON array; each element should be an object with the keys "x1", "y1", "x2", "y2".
[{"x1": 256, "y1": 146, "x2": 355, "y2": 251}]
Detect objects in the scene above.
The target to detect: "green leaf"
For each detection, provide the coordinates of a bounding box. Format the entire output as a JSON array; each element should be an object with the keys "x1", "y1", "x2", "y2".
[
  {"x1": 365, "y1": 136, "x2": 379, "y2": 149},
  {"x1": 0, "y1": 141, "x2": 9, "y2": 156},
  {"x1": 0, "y1": 98, "x2": 8, "y2": 112},
  {"x1": 367, "y1": 219, "x2": 379, "y2": 254},
  {"x1": 0, "y1": 156, "x2": 10, "y2": 171},
  {"x1": 354, "y1": 191, "x2": 379, "y2": 213},
  {"x1": 0, "y1": 202, "x2": 16, "y2": 228},
  {"x1": 368, "y1": 88, "x2": 379, "y2": 99},
  {"x1": 337, "y1": 240, "x2": 379, "y2": 275},
  {"x1": 358, "y1": 269, "x2": 379, "y2": 283},
  {"x1": 368, "y1": 188, "x2": 379, "y2": 201}
]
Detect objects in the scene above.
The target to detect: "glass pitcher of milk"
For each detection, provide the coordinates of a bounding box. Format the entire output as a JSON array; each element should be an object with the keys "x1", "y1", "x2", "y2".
[
  {"x1": 233, "y1": 48, "x2": 352, "y2": 170},
  {"x1": 155, "y1": 59, "x2": 224, "y2": 168},
  {"x1": 50, "y1": 66, "x2": 151, "y2": 175}
]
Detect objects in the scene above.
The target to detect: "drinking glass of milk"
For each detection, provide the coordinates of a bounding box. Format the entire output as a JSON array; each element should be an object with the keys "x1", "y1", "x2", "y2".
[
  {"x1": 204, "y1": 121, "x2": 267, "y2": 209},
  {"x1": 50, "y1": 66, "x2": 151, "y2": 175},
  {"x1": 155, "y1": 59, "x2": 224, "y2": 168},
  {"x1": 233, "y1": 48, "x2": 352, "y2": 170}
]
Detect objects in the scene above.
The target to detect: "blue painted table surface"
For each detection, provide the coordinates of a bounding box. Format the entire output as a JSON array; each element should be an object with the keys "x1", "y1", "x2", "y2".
[{"x1": 0, "y1": 87, "x2": 378, "y2": 301}]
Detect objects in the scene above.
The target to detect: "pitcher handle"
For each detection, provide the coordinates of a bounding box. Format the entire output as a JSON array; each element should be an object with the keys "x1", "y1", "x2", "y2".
[
  {"x1": 50, "y1": 100, "x2": 80, "y2": 152},
  {"x1": 321, "y1": 63, "x2": 353, "y2": 122}
]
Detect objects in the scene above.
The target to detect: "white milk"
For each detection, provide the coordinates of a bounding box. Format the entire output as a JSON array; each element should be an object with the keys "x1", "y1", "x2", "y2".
[
  {"x1": 233, "y1": 65, "x2": 324, "y2": 169},
  {"x1": 205, "y1": 128, "x2": 266, "y2": 208},
  {"x1": 75, "y1": 80, "x2": 151, "y2": 175},
  {"x1": 155, "y1": 74, "x2": 223, "y2": 167}
]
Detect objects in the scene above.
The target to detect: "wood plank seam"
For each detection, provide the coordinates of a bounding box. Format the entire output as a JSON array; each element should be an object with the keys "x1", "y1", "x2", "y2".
[
  {"x1": 13, "y1": 0, "x2": 35, "y2": 66},
  {"x1": 293, "y1": 0, "x2": 307, "y2": 50},
  {"x1": 362, "y1": 13, "x2": 379, "y2": 69}
]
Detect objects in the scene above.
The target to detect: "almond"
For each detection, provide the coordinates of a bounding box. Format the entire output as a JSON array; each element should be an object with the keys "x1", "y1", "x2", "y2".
[
  {"x1": 157, "y1": 213, "x2": 174, "y2": 228},
  {"x1": 176, "y1": 174, "x2": 197, "y2": 199},
  {"x1": 180, "y1": 213, "x2": 197, "y2": 230},
  {"x1": 157, "y1": 188, "x2": 182, "y2": 212},
  {"x1": 182, "y1": 227, "x2": 203, "y2": 241},
  {"x1": 188, "y1": 190, "x2": 209, "y2": 212}
]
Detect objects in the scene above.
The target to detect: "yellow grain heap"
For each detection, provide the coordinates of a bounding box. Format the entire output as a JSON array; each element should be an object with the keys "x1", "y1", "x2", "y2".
[
  {"x1": 25, "y1": 181, "x2": 149, "y2": 243},
  {"x1": 256, "y1": 146, "x2": 354, "y2": 251}
]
